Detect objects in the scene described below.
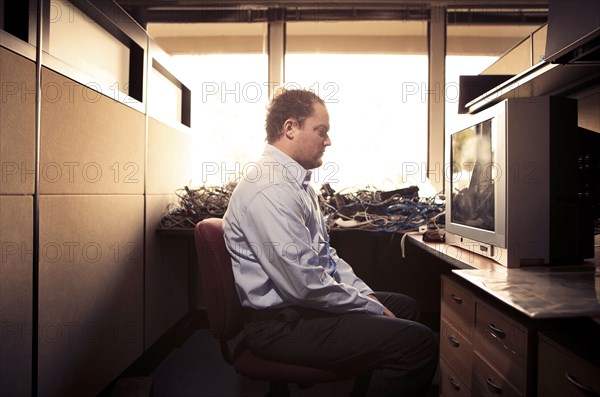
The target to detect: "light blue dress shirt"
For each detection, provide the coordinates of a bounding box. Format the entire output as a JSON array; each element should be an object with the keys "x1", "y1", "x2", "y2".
[{"x1": 222, "y1": 144, "x2": 384, "y2": 315}]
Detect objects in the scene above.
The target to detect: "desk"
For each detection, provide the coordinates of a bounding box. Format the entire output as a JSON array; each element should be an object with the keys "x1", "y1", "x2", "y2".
[
  {"x1": 409, "y1": 234, "x2": 600, "y2": 320},
  {"x1": 454, "y1": 267, "x2": 600, "y2": 319},
  {"x1": 409, "y1": 234, "x2": 600, "y2": 396},
  {"x1": 155, "y1": 227, "x2": 201, "y2": 311},
  {"x1": 156, "y1": 227, "x2": 455, "y2": 330}
]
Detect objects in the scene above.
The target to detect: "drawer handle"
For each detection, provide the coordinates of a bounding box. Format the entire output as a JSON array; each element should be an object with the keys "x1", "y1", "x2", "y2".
[
  {"x1": 448, "y1": 376, "x2": 461, "y2": 391},
  {"x1": 487, "y1": 323, "x2": 506, "y2": 339},
  {"x1": 447, "y1": 335, "x2": 460, "y2": 347},
  {"x1": 485, "y1": 377, "x2": 503, "y2": 394},
  {"x1": 565, "y1": 372, "x2": 599, "y2": 396},
  {"x1": 450, "y1": 293, "x2": 463, "y2": 304}
]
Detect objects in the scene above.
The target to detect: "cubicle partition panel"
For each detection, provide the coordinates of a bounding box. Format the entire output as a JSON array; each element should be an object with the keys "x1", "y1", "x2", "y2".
[
  {"x1": 38, "y1": 68, "x2": 145, "y2": 195},
  {"x1": 144, "y1": 116, "x2": 194, "y2": 349},
  {"x1": 144, "y1": 194, "x2": 191, "y2": 348},
  {"x1": 0, "y1": 47, "x2": 36, "y2": 195},
  {"x1": 37, "y1": 66, "x2": 146, "y2": 396},
  {"x1": 0, "y1": 45, "x2": 36, "y2": 397},
  {"x1": 1, "y1": 1, "x2": 195, "y2": 395},
  {"x1": 0, "y1": 196, "x2": 34, "y2": 397},
  {"x1": 143, "y1": 40, "x2": 195, "y2": 349},
  {"x1": 38, "y1": 195, "x2": 144, "y2": 396}
]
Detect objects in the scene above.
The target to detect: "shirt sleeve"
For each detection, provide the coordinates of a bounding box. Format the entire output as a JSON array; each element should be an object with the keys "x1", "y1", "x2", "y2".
[
  {"x1": 329, "y1": 247, "x2": 376, "y2": 297},
  {"x1": 241, "y1": 184, "x2": 384, "y2": 315}
]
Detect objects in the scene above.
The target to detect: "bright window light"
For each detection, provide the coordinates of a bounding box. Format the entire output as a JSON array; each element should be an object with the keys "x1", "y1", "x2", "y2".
[
  {"x1": 286, "y1": 53, "x2": 429, "y2": 193},
  {"x1": 173, "y1": 54, "x2": 269, "y2": 186}
]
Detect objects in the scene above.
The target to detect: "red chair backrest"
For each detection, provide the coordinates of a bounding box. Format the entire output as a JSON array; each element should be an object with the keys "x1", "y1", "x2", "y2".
[{"x1": 195, "y1": 218, "x2": 244, "y2": 341}]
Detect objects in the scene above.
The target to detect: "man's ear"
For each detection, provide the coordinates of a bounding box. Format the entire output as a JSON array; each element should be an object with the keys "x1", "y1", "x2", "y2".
[{"x1": 283, "y1": 118, "x2": 297, "y2": 139}]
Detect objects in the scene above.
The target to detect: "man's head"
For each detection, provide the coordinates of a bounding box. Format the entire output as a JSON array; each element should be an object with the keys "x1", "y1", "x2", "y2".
[{"x1": 265, "y1": 89, "x2": 331, "y2": 170}]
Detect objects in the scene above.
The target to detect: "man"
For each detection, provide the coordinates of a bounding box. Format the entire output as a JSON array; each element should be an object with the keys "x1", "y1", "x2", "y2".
[{"x1": 222, "y1": 89, "x2": 438, "y2": 396}]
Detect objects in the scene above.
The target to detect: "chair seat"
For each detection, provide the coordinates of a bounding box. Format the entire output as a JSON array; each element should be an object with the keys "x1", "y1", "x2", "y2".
[{"x1": 232, "y1": 339, "x2": 351, "y2": 384}]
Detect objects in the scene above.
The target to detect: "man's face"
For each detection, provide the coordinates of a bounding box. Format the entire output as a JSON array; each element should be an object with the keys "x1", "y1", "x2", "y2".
[{"x1": 293, "y1": 102, "x2": 331, "y2": 169}]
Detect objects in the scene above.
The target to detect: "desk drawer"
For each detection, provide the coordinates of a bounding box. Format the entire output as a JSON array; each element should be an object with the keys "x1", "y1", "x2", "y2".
[
  {"x1": 472, "y1": 353, "x2": 523, "y2": 397},
  {"x1": 440, "y1": 319, "x2": 472, "y2": 386},
  {"x1": 538, "y1": 335, "x2": 600, "y2": 397},
  {"x1": 440, "y1": 359, "x2": 471, "y2": 397},
  {"x1": 474, "y1": 300, "x2": 527, "y2": 392},
  {"x1": 441, "y1": 276, "x2": 475, "y2": 342}
]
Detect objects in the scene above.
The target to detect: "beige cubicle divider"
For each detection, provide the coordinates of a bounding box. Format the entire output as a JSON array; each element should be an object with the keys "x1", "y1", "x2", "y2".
[
  {"x1": 38, "y1": 194, "x2": 144, "y2": 397},
  {"x1": 0, "y1": 41, "x2": 35, "y2": 397},
  {"x1": 0, "y1": 195, "x2": 33, "y2": 397},
  {"x1": 38, "y1": 60, "x2": 147, "y2": 397},
  {"x1": 1, "y1": 1, "x2": 195, "y2": 395},
  {"x1": 146, "y1": 116, "x2": 194, "y2": 195},
  {"x1": 39, "y1": 67, "x2": 145, "y2": 195},
  {"x1": 144, "y1": 194, "x2": 192, "y2": 348},
  {"x1": 0, "y1": 47, "x2": 36, "y2": 195},
  {"x1": 144, "y1": 116, "x2": 195, "y2": 349}
]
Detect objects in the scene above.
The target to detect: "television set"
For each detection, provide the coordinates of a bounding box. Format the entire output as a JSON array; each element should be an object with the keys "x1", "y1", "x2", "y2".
[{"x1": 445, "y1": 96, "x2": 594, "y2": 267}]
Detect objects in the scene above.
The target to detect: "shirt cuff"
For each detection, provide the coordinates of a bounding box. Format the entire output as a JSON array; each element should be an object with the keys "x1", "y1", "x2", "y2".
[{"x1": 365, "y1": 298, "x2": 385, "y2": 315}]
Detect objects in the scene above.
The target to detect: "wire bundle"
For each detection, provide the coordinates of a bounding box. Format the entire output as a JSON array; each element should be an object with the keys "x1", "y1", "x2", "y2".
[
  {"x1": 159, "y1": 182, "x2": 445, "y2": 234},
  {"x1": 159, "y1": 183, "x2": 236, "y2": 229},
  {"x1": 319, "y1": 184, "x2": 445, "y2": 233}
]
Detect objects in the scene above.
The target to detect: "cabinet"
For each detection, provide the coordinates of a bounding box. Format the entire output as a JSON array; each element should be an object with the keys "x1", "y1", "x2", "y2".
[
  {"x1": 440, "y1": 276, "x2": 534, "y2": 396},
  {"x1": 440, "y1": 276, "x2": 474, "y2": 396},
  {"x1": 472, "y1": 300, "x2": 531, "y2": 396},
  {"x1": 440, "y1": 273, "x2": 600, "y2": 397},
  {"x1": 538, "y1": 333, "x2": 600, "y2": 397}
]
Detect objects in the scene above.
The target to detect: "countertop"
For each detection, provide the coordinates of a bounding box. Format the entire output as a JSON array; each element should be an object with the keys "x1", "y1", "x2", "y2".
[{"x1": 409, "y1": 234, "x2": 600, "y2": 319}]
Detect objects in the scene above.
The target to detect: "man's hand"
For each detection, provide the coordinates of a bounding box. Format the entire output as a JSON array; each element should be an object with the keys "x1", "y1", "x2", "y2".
[
  {"x1": 382, "y1": 306, "x2": 397, "y2": 318},
  {"x1": 367, "y1": 294, "x2": 397, "y2": 318}
]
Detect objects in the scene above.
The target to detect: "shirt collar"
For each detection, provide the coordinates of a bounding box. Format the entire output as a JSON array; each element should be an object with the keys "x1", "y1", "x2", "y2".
[{"x1": 264, "y1": 144, "x2": 311, "y2": 191}]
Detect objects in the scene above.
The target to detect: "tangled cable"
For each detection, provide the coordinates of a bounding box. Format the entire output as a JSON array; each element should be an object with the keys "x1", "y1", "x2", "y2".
[
  {"x1": 159, "y1": 182, "x2": 445, "y2": 234},
  {"x1": 319, "y1": 183, "x2": 445, "y2": 233},
  {"x1": 159, "y1": 183, "x2": 236, "y2": 229}
]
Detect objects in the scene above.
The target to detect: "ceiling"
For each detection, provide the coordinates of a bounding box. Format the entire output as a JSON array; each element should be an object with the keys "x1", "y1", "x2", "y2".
[{"x1": 114, "y1": 0, "x2": 550, "y2": 26}]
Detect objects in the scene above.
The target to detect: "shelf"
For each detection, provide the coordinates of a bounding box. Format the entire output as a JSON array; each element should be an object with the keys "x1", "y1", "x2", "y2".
[{"x1": 466, "y1": 61, "x2": 600, "y2": 114}]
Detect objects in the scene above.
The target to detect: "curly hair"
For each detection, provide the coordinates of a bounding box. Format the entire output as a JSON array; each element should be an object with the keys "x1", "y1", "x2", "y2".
[{"x1": 265, "y1": 88, "x2": 325, "y2": 143}]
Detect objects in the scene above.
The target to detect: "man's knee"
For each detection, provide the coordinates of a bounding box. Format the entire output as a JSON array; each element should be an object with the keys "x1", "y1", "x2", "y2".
[
  {"x1": 390, "y1": 322, "x2": 438, "y2": 369},
  {"x1": 412, "y1": 324, "x2": 438, "y2": 367},
  {"x1": 377, "y1": 292, "x2": 421, "y2": 321}
]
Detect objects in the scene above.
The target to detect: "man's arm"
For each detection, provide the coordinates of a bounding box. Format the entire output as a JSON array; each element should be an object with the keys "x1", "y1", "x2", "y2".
[
  {"x1": 328, "y1": 249, "x2": 375, "y2": 296},
  {"x1": 329, "y1": 248, "x2": 396, "y2": 318}
]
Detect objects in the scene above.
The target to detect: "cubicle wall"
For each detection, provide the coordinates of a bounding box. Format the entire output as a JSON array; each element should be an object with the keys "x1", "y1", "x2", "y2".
[
  {"x1": 0, "y1": 46, "x2": 35, "y2": 397},
  {"x1": 0, "y1": 1, "x2": 194, "y2": 395},
  {"x1": 37, "y1": 66, "x2": 146, "y2": 396},
  {"x1": 145, "y1": 115, "x2": 194, "y2": 348}
]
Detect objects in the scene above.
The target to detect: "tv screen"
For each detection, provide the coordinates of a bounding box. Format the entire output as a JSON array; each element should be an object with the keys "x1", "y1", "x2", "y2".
[
  {"x1": 450, "y1": 118, "x2": 496, "y2": 232},
  {"x1": 446, "y1": 97, "x2": 589, "y2": 267}
]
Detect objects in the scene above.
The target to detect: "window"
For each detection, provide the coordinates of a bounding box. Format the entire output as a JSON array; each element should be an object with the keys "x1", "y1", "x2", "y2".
[
  {"x1": 48, "y1": 0, "x2": 132, "y2": 97},
  {"x1": 286, "y1": 21, "x2": 429, "y2": 192},
  {"x1": 148, "y1": 23, "x2": 268, "y2": 186}
]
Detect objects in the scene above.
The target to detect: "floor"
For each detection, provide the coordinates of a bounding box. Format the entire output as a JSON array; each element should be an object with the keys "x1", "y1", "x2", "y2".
[
  {"x1": 149, "y1": 329, "x2": 356, "y2": 397},
  {"x1": 145, "y1": 328, "x2": 440, "y2": 397}
]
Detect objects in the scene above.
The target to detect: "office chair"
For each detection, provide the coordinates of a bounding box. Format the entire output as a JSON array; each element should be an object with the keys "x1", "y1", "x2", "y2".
[{"x1": 194, "y1": 218, "x2": 370, "y2": 397}]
